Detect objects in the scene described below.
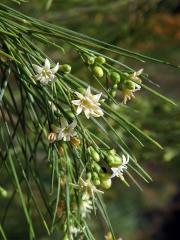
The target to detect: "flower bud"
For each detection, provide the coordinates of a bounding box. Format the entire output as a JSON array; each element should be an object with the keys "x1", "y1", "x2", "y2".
[
  {"x1": 88, "y1": 146, "x2": 100, "y2": 162},
  {"x1": 124, "y1": 80, "x2": 135, "y2": 90},
  {"x1": 48, "y1": 132, "x2": 57, "y2": 143},
  {"x1": 93, "y1": 162, "x2": 102, "y2": 173},
  {"x1": 0, "y1": 186, "x2": 8, "y2": 198},
  {"x1": 110, "y1": 90, "x2": 116, "y2": 98},
  {"x1": 95, "y1": 56, "x2": 106, "y2": 64},
  {"x1": 87, "y1": 172, "x2": 92, "y2": 180},
  {"x1": 108, "y1": 155, "x2": 122, "y2": 167},
  {"x1": 70, "y1": 136, "x2": 81, "y2": 148},
  {"x1": 99, "y1": 172, "x2": 111, "y2": 180},
  {"x1": 93, "y1": 66, "x2": 104, "y2": 78},
  {"x1": 100, "y1": 178, "x2": 112, "y2": 190},
  {"x1": 59, "y1": 64, "x2": 71, "y2": 74},
  {"x1": 112, "y1": 84, "x2": 118, "y2": 90},
  {"x1": 93, "y1": 179, "x2": 101, "y2": 186},
  {"x1": 110, "y1": 72, "x2": 121, "y2": 83},
  {"x1": 92, "y1": 172, "x2": 99, "y2": 180},
  {"x1": 84, "y1": 55, "x2": 95, "y2": 65},
  {"x1": 57, "y1": 145, "x2": 64, "y2": 156}
]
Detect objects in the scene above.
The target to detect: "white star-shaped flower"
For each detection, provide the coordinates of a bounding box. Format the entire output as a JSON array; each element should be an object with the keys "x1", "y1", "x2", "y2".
[
  {"x1": 72, "y1": 86, "x2": 104, "y2": 119},
  {"x1": 69, "y1": 226, "x2": 81, "y2": 238},
  {"x1": 57, "y1": 117, "x2": 77, "y2": 142},
  {"x1": 111, "y1": 154, "x2": 129, "y2": 179},
  {"x1": 32, "y1": 58, "x2": 59, "y2": 85},
  {"x1": 71, "y1": 177, "x2": 104, "y2": 199}
]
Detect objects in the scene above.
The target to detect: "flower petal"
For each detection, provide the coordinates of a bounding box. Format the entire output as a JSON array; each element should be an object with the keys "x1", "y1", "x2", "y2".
[
  {"x1": 70, "y1": 119, "x2": 77, "y2": 129},
  {"x1": 85, "y1": 86, "x2": 91, "y2": 96},
  {"x1": 51, "y1": 62, "x2": 59, "y2": 74},
  {"x1": 93, "y1": 93, "x2": 102, "y2": 102},
  {"x1": 84, "y1": 108, "x2": 90, "y2": 119},
  {"x1": 74, "y1": 91, "x2": 83, "y2": 99},
  {"x1": 136, "y1": 68, "x2": 144, "y2": 76},
  {"x1": 60, "y1": 117, "x2": 68, "y2": 128},
  {"x1": 76, "y1": 106, "x2": 83, "y2": 115},
  {"x1": 72, "y1": 100, "x2": 81, "y2": 106},
  {"x1": 44, "y1": 58, "x2": 50, "y2": 70},
  {"x1": 32, "y1": 64, "x2": 42, "y2": 74}
]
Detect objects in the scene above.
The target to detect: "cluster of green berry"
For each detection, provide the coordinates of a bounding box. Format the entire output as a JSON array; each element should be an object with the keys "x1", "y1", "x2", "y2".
[
  {"x1": 87, "y1": 147, "x2": 123, "y2": 190},
  {"x1": 80, "y1": 51, "x2": 142, "y2": 103}
]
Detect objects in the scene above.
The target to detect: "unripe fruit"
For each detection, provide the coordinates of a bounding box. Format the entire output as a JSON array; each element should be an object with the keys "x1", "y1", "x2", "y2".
[
  {"x1": 0, "y1": 187, "x2": 8, "y2": 198},
  {"x1": 93, "y1": 66, "x2": 104, "y2": 78},
  {"x1": 124, "y1": 80, "x2": 135, "y2": 90},
  {"x1": 84, "y1": 55, "x2": 95, "y2": 65},
  {"x1": 88, "y1": 146, "x2": 100, "y2": 162},
  {"x1": 92, "y1": 172, "x2": 99, "y2": 180},
  {"x1": 106, "y1": 154, "x2": 115, "y2": 165},
  {"x1": 59, "y1": 64, "x2": 71, "y2": 74},
  {"x1": 93, "y1": 179, "x2": 101, "y2": 186},
  {"x1": 109, "y1": 149, "x2": 116, "y2": 155},
  {"x1": 110, "y1": 90, "x2": 116, "y2": 98},
  {"x1": 99, "y1": 172, "x2": 112, "y2": 180},
  {"x1": 93, "y1": 162, "x2": 102, "y2": 173},
  {"x1": 95, "y1": 56, "x2": 106, "y2": 64},
  {"x1": 100, "y1": 178, "x2": 112, "y2": 190},
  {"x1": 87, "y1": 172, "x2": 92, "y2": 180},
  {"x1": 110, "y1": 72, "x2": 121, "y2": 83},
  {"x1": 112, "y1": 84, "x2": 118, "y2": 90}
]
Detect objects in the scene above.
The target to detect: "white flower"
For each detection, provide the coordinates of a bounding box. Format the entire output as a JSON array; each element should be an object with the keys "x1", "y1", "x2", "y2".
[
  {"x1": 71, "y1": 177, "x2": 104, "y2": 199},
  {"x1": 57, "y1": 117, "x2": 77, "y2": 142},
  {"x1": 33, "y1": 58, "x2": 59, "y2": 85},
  {"x1": 72, "y1": 86, "x2": 104, "y2": 119},
  {"x1": 80, "y1": 192, "x2": 93, "y2": 218},
  {"x1": 69, "y1": 226, "x2": 81, "y2": 238},
  {"x1": 111, "y1": 154, "x2": 129, "y2": 179}
]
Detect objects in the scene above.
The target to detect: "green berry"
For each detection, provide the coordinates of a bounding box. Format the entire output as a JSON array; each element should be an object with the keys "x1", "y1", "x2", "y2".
[
  {"x1": 109, "y1": 149, "x2": 116, "y2": 155},
  {"x1": 106, "y1": 155, "x2": 115, "y2": 165},
  {"x1": 110, "y1": 90, "x2": 116, "y2": 98},
  {"x1": 87, "y1": 172, "x2": 92, "y2": 180},
  {"x1": 124, "y1": 80, "x2": 135, "y2": 90},
  {"x1": 93, "y1": 162, "x2": 102, "y2": 173},
  {"x1": 99, "y1": 172, "x2": 112, "y2": 180},
  {"x1": 95, "y1": 56, "x2": 106, "y2": 64},
  {"x1": 112, "y1": 84, "x2": 118, "y2": 90},
  {"x1": 88, "y1": 146, "x2": 100, "y2": 162},
  {"x1": 110, "y1": 72, "x2": 121, "y2": 83},
  {"x1": 93, "y1": 179, "x2": 101, "y2": 186},
  {"x1": 59, "y1": 64, "x2": 71, "y2": 74},
  {"x1": 93, "y1": 66, "x2": 104, "y2": 78},
  {"x1": 84, "y1": 55, "x2": 95, "y2": 65},
  {"x1": 0, "y1": 187, "x2": 8, "y2": 198},
  {"x1": 100, "y1": 178, "x2": 112, "y2": 190}
]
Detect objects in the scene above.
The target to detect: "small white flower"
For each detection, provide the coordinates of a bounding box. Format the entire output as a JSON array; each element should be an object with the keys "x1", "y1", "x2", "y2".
[
  {"x1": 72, "y1": 86, "x2": 104, "y2": 119},
  {"x1": 69, "y1": 226, "x2": 81, "y2": 238},
  {"x1": 71, "y1": 177, "x2": 104, "y2": 199},
  {"x1": 80, "y1": 192, "x2": 93, "y2": 218},
  {"x1": 57, "y1": 117, "x2": 77, "y2": 142},
  {"x1": 111, "y1": 154, "x2": 129, "y2": 179},
  {"x1": 33, "y1": 58, "x2": 59, "y2": 85}
]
